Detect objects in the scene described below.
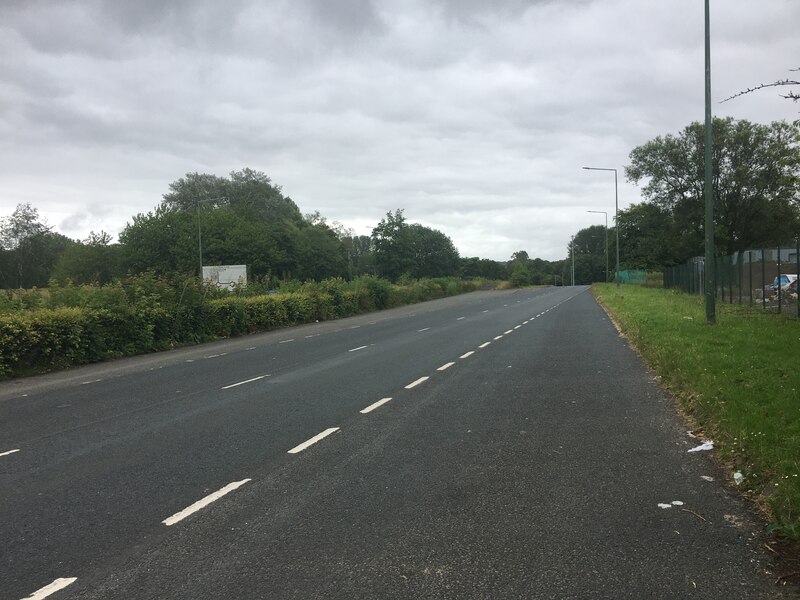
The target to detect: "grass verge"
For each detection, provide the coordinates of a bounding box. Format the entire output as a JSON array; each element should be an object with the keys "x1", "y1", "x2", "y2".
[{"x1": 593, "y1": 283, "x2": 800, "y2": 540}]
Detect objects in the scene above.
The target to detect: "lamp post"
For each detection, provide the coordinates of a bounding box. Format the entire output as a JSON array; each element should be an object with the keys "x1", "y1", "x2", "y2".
[
  {"x1": 703, "y1": 0, "x2": 716, "y2": 324},
  {"x1": 195, "y1": 197, "x2": 227, "y2": 278},
  {"x1": 587, "y1": 210, "x2": 609, "y2": 282},
  {"x1": 582, "y1": 166, "x2": 620, "y2": 287},
  {"x1": 570, "y1": 235, "x2": 575, "y2": 286}
]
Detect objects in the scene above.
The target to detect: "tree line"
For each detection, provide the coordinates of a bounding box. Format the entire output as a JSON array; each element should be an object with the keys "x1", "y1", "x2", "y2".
[
  {"x1": 0, "y1": 168, "x2": 567, "y2": 289},
  {"x1": 567, "y1": 116, "x2": 800, "y2": 284}
]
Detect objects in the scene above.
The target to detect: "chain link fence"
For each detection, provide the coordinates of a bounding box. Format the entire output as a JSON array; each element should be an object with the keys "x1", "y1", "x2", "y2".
[{"x1": 663, "y1": 241, "x2": 800, "y2": 318}]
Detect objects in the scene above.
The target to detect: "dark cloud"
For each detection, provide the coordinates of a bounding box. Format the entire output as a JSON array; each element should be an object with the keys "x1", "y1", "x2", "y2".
[{"x1": 0, "y1": 0, "x2": 798, "y2": 259}]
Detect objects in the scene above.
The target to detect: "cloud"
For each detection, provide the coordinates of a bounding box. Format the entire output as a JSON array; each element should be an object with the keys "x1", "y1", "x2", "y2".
[{"x1": 0, "y1": 0, "x2": 798, "y2": 261}]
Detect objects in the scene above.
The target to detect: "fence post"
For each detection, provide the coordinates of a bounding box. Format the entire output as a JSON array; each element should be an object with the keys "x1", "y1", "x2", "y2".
[
  {"x1": 748, "y1": 250, "x2": 753, "y2": 307},
  {"x1": 778, "y1": 244, "x2": 782, "y2": 314},
  {"x1": 738, "y1": 252, "x2": 742, "y2": 305},
  {"x1": 761, "y1": 249, "x2": 766, "y2": 311}
]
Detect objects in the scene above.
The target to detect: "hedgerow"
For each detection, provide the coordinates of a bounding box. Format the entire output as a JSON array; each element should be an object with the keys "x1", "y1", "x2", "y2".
[{"x1": 0, "y1": 275, "x2": 492, "y2": 379}]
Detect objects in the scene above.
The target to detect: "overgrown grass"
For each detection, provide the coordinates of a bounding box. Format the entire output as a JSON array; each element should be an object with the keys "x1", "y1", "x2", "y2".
[{"x1": 594, "y1": 283, "x2": 800, "y2": 540}]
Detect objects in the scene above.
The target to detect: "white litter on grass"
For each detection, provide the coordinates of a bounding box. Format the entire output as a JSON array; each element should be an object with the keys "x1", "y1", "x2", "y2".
[
  {"x1": 701, "y1": 475, "x2": 715, "y2": 482},
  {"x1": 733, "y1": 471, "x2": 744, "y2": 485},
  {"x1": 658, "y1": 503, "x2": 673, "y2": 509},
  {"x1": 671, "y1": 500, "x2": 684, "y2": 506},
  {"x1": 687, "y1": 441, "x2": 714, "y2": 453}
]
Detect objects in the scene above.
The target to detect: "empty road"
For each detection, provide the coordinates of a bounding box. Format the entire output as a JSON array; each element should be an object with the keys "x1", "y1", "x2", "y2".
[{"x1": 0, "y1": 287, "x2": 782, "y2": 599}]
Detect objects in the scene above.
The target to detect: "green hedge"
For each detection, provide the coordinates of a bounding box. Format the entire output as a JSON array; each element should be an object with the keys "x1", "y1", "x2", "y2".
[{"x1": 0, "y1": 276, "x2": 490, "y2": 379}]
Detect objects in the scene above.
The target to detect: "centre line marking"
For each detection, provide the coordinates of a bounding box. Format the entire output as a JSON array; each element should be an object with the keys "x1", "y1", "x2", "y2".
[
  {"x1": 437, "y1": 362, "x2": 455, "y2": 371},
  {"x1": 418, "y1": 327, "x2": 430, "y2": 332},
  {"x1": 361, "y1": 398, "x2": 392, "y2": 414},
  {"x1": 22, "y1": 577, "x2": 78, "y2": 600},
  {"x1": 162, "y1": 479, "x2": 252, "y2": 526},
  {"x1": 349, "y1": 325, "x2": 361, "y2": 329},
  {"x1": 349, "y1": 345, "x2": 368, "y2": 352},
  {"x1": 288, "y1": 428, "x2": 340, "y2": 454},
  {"x1": 482, "y1": 310, "x2": 489, "y2": 313},
  {"x1": 514, "y1": 325, "x2": 522, "y2": 330},
  {"x1": 405, "y1": 376, "x2": 429, "y2": 389},
  {"x1": 479, "y1": 342, "x2": 491, "y2": 348},
  {"x1": 80, "y1": 379, "x2": 102, "y2": 385},
  {"x1": 504, "y1": 329, "x2": 513, "y2": 334},
  {"x1": 221, "y1": 375, "x2": 268, "y2": 389},
  {"x1": 493, "y1": 335, "x2": 503, "y2": 340},
  {"x1": 460, "y1": 351, "x2": 475, "y2": 359},
  {"x1": 279, "y1": 339, "x2": 294, "y2": 344},
  {"x1": 523, "y1": 320, "x2": 529, "y2": 324},
  {"x1": 457, "y1": 316, "x2": 465, "y2": 320},
  {"x1": 0, "y1": 448, "x2": 20, "y2": 458}
]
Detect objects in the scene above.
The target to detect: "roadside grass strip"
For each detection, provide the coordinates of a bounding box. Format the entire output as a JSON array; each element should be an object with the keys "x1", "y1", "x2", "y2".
[
  {"x1": 21, "y1": 578, "x2": 78, "y2": 600},
  {"x1": 594, "y1": 283, "x2": 800, "y2": 540},
  {"x1": 288, "y1": 428, "x2": 340, "y2": 454},
  {"x1": 162, "y1": 479, "x2": 252, "y2": 526}
]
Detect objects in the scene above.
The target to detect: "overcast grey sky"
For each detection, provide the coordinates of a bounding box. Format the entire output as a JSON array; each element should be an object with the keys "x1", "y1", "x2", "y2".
[{"x1": 1, "y1": 0, "x2": 798, "y2": 261}]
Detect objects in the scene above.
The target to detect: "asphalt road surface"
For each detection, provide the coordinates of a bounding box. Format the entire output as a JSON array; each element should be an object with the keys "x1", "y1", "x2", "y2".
[{"x1": 0, "y1": 287, "x2": 786, "y2": 599}]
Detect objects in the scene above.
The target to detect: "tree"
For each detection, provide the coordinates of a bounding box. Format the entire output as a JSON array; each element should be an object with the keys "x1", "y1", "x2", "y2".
[
  {"x1": 0, "y1": 203, "x2": 74, "y2": 288},
  {"x1": 371, "y1": 210, "x2": 415, "y2": 281},
  {"x1": 51, "y1": 230, "x2": 122, "y2": 284},
  {"x1": 615, "y1": 203, "x2": 677, "y2": 270},
  {"x1": 568, "y1": 226, "x2": 607, "y2": 284},
  {"x1": 626, "y1": 117, "x2": 800, "y2": 258},
  {"x1": 407, "y1": 224, "x2": 460, "y2": 278}
]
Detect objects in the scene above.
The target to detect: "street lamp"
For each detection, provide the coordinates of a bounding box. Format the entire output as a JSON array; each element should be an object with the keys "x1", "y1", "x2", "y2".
[
  {"x1": 587, "y1": 210, "x2": 609, "y2": 283},
  {"x1": 196, "y1": 197, "x2": 227, "y2": 278},
  {"x1": 582, "y1": 166, "x2": 620, "y2": 287},
  {"x1": 570, "y1": 235, "x2": 575, "y2": 286}
]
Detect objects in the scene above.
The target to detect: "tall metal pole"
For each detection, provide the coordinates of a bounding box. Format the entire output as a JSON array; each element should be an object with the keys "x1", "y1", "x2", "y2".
[
  {"x1": 571, "y1": 236, "x2": 575, "y2": 286},
  {"x1": 582, "y1": 167, "x2": 620, "y2": 287},
  {"x1": 587, "y1": 210, "x2": 609, "y2": 282},
  {"x1": 704, "y1": 0, "x2": 716, "y2": 323},
  {"x1": 197, "y1": 200, "x2": 203, "y2": 278}
]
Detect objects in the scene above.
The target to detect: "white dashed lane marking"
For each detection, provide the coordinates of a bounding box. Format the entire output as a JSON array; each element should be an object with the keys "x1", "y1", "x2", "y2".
[
  {"x1": 221, "y1": 375, "x2": 269, "y2": 390},
  {"x1": 0, "y1": 448, "x2": 21, "y2": 458},
  {"x1": 405, "y1": 376, "x2": 429, "y2": 389},
  {"x1": 288, "y1": 428, "x2": 340, "y2": 454},
  {"x1": 360, "y1": 398, "x2": 392, "y2": 414},
  {"x1": 162, "y1": 479, "x2": 252, "y2": 526},
  {"x1": 460, "y1": 351, "x2": 475, "y2": 359},
  {"x1": 21, "y1": 577, "x2": 78, "y2": 600},
  {"x1": 478, "y1": 342, "x2": 491, "y2": 349},
  {"x1": 349, "y1": 345, "x2": 368, "y2": 352},
  {"x1": 418, "y1": 327, "x2": 430, "y2": 332},
  {"x1": 437, "y1": 362, "x2": 455, "y2": 371}
]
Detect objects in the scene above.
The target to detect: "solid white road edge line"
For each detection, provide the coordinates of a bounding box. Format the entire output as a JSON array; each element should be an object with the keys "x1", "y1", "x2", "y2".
[
  {"x1": 460, "y1": 351, "x2": 475, "y2": 359},
  {"x1": 479, "y1": 342, "x2": 491, "y2": 348},
  {"x1": 360, "y1": 398, "x2": 392, "y2": 414},
  {"x1": 0, "y1": 448, "x2": 20, "y2": 457},
  {"x1": 221, "y1": 375, "x2": 268, "y2": 390},
  {"x1": 288, "y1": 428, "x2": 340, "y2": 454},
  {"x1": 349, "y1": 345, "x2": 368, "y2": 352},
  {"x1": 162, "y1": 479, "x2": 252, "y2": 526},
  {"x1": 21, "y1": 577, "x2": 78, "y2": 600},
  {"x1": 405, "y1": 376, "x2": 429, "y2": 389},
  {"x1": 437, "y1": 362, "x2": 455, "y2": 371}
]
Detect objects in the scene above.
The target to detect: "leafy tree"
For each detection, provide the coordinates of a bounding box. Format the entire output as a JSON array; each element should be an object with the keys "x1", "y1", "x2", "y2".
[
  {"x1": 615, "y1": 203, "x2": 677, "y2": 270},
  {"x1": 51, "y1": 231, "x2": 122, "y2": 284},
  {"x1": 0, "y1": 203, "x2": 74, "y2": 288},
  {"x1": 510, "y1": 261, "x2": 532, "y2": 287},
  {"x1": 407, "y1": 223, "x2": 460, "y2": 278},
  {"x1": 626, "y1": 117, "x2": 800, "y2": 258},
  {"x1": 342, "y1": 235, "x2": 376, "y2": 277},
  {"x1": 568, "y1": 226, "x2": 607, "y2": 284},
  {"x1": 372, "y1": 210, "x2": 415, "y2": 281}
]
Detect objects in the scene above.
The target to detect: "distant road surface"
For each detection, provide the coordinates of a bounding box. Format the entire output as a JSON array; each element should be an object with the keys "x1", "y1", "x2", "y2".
[{"x1": 0, "y1": 287, "x2": 783, "y2": 599}]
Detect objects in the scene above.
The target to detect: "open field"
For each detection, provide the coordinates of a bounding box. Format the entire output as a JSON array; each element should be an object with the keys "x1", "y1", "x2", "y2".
[{"x1": 594, "y1": 283, "x2": 800, "y2": 540}]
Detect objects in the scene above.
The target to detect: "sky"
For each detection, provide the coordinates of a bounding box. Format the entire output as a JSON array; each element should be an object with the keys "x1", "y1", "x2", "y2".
[{"x1": 0, "y1": 0, "x2": 798, "y2": 262}]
